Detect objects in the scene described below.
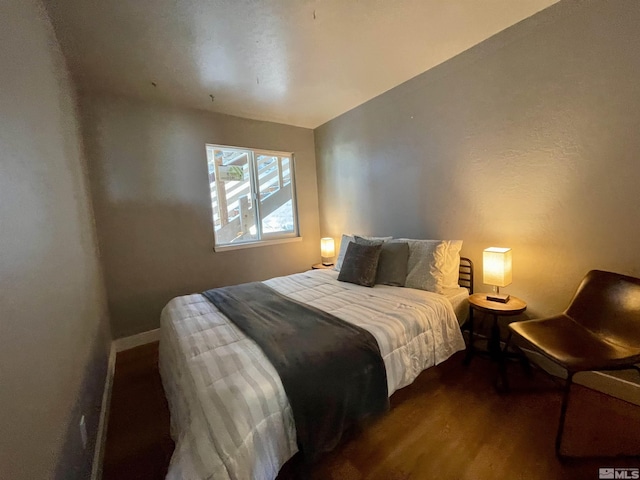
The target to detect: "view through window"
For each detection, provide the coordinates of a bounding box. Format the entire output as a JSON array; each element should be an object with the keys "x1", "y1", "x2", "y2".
[{"x1": 206, "y1": 144, "x2": 299, "y2": 249}]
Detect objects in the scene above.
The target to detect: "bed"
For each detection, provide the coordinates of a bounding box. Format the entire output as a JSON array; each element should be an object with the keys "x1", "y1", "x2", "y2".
[{"x1": 159, "y1": 252, "x2": 473, "y2": 480}]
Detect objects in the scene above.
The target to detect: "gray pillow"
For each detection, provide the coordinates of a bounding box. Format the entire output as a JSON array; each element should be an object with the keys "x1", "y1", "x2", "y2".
[
  {"x1": 355, "y1": 236, "x2": 409, "y2": 286},
  {"x1": 337, "y1": 242, "x2": 383, "y2": 287},
  {"x1": 353, "y1": 235, "x2": 384, "y2": 246},
  {"x1": 334, "y1": 234, "x2": 393, "y2": 271},
  {"x1": 376, "y1": 242, "x2": 410, "y2": 286}
]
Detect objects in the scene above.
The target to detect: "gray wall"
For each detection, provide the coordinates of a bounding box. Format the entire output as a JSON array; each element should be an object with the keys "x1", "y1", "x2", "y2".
[
  {"x1": 81, "y1": 94, "x2": 321, "y2": 338},
  {"x1": 315, "y1": 0, "x2": 640, "y2": 320},
  {"x1": 0, "y1": 1, "x2": 111, "y2": 478}
]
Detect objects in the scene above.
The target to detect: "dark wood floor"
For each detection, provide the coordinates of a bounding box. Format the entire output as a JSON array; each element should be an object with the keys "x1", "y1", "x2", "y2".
[
  {"x1": 103, "y1": 342, "x2": 640, "y2": 480},
  {"x1": 102, "y1": 343, "x2": 174, "y2": 479}
]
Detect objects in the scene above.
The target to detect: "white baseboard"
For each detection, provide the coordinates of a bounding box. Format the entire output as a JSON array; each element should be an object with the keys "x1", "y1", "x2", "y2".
[
  {"x1": 91, "y1": 343, "x2": 116, "y2": 480},
  {"x1": 113, "y1": 328, "x2": 160, "y2": 352},
  {"x1": 524, "y1": 350, "x2": 640, "y2": 406},
  {"x1": 577, "y1": 370, "x2": 640, "y2": 406}
]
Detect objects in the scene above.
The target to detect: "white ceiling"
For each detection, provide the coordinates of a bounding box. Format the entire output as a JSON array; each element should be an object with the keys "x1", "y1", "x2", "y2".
[{"x1": 47, "y1": 0, "x2": 558, "y2": 128}]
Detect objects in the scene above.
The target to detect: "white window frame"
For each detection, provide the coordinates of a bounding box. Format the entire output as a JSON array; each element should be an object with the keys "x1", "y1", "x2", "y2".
[{"x1": 206, "y1": 144, "x2": 301, "y2": 252}]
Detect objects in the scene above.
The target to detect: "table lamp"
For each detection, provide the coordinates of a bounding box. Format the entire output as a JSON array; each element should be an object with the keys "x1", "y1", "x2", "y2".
[
  {"x1": 321, "y1": 237, "x2": 335, "y2": 266},
  {"x1": 483, "y1": 247, "x2": 512, "y2": 303}
]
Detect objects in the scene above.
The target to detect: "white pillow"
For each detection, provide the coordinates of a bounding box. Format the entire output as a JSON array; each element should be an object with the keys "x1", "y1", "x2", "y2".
[
  {"x1": 436, "y1": 240, "x2": 463, "y2": 290},
  {"x1": 334, "y1": 234, "x2": 354, "y2": 271},
  {"x1": 334, "y1": 234, "x2": 392, "y2": 271},
  {"x1": 399, "y1": 239, "x2": 463, "y2": 293}
]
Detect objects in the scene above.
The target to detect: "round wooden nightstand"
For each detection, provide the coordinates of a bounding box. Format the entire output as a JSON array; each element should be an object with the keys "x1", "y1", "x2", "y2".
[
  {"x1": 312, "y1": 263, "x2": 334, "y2": 270},
  {"x1": 468, "y1": 293, "x2": 527, "y2": 317},
  {"x1": 465, "y1": 293, "x2": 527, "y2": 390}
]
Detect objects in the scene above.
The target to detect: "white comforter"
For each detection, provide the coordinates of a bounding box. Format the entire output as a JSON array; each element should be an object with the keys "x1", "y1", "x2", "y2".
[{"x1": 159, "y1": 269, "x2": 466, "y2": 480}]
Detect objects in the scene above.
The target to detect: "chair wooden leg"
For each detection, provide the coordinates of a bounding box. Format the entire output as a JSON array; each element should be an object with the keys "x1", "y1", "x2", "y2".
[{"x1": 555, "y1": 372, "x2": 574, "y2": 458}]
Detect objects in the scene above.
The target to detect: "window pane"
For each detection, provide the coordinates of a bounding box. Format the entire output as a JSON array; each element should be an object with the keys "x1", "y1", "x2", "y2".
[
  {"x1": 206, "y1": 144, "x2": 299, "y2": 249},
  {"x1": 257, "y1": 154, "x2": 296, "y2": 235},
  {"x1": 207, "y1": 146, "x2": 258, "y2": 245}
]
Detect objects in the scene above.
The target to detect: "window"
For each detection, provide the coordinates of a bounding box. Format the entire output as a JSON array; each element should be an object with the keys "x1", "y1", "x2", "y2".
[{"x1": 206, "y1": 144, "x2": 300, "y2": 250}]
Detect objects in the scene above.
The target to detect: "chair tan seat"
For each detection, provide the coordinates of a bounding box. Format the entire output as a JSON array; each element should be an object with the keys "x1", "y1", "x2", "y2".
[
  {"x1": 508, "y1": 269, "x2": 640, "y2": 457},
  {"x1": 510, "y1": 314, "x2": 640, "y2": 372}
]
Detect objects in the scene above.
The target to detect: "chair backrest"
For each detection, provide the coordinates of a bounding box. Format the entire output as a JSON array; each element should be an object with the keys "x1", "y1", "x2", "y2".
[{"x1": 566, "y1": 270, "x2": 640, "y2": 349}]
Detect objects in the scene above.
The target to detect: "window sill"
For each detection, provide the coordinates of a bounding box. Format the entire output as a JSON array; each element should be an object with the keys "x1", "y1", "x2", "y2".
[{"x1": 214, "y1": 236, "x2": 302, "y2": 252}]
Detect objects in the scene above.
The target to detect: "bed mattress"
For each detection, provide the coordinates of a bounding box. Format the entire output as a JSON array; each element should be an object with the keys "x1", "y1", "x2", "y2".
[{"x1": 159, "y1": 269, "x2": 467, "y2": 480}]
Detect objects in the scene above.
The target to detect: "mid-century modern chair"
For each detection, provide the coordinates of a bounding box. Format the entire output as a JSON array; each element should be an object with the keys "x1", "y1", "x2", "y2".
[{"x1": 508, "y1": 270, "x2": 640, "y2": 457}]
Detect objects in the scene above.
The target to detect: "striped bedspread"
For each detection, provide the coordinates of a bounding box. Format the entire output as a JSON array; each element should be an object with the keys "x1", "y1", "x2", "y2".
[{"x1": 159, "y1": 269, "x2": 466, "y2": 480}]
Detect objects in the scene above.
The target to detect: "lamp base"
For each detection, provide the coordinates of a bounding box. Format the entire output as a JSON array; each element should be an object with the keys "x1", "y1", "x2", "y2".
[
  {"x1": 322, "y1": 262, "x2": 334, "y2": 267},
  {"x1": 486, "y1": 293, "x2": 510, "y2": 303}
]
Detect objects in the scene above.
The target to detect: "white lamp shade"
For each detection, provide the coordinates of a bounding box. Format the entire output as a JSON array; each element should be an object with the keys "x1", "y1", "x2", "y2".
[
  {"x1": 483, "y1": 247, "x2": 512, "y2": 287},
  {"x1": 320, "y1": 237, "x2": 335, "y2": 258}
]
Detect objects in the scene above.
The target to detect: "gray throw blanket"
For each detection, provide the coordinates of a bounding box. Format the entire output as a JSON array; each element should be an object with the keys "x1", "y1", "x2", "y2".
[{"x1": 202, "y1": 282, "x2": 389, "y2": 461}]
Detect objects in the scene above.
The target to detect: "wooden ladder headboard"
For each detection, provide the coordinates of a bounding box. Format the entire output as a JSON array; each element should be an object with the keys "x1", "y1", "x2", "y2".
[{"x1": 459, "y1": 257, "x2": 474, "y2": 294}]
